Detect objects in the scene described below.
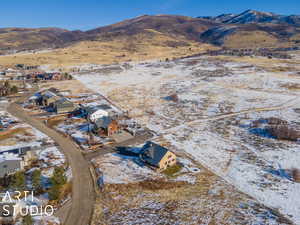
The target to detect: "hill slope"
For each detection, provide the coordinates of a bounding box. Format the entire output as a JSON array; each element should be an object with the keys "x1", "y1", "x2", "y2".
[
  {"x1": 0, "y1": 29, "x2": 216, "y2": 69},
  {"x1": 0, "y1": 27, "x2": 85, "y2": 54},
  {"x1": 86, "y1": 14, "x2": 219, "y2": 42},
  {"x1": 200, "y1": 23, "x2": 300, "y2": 48},
  {"x1": 0, "y1": 11, "x2": 299, "y2": 66}
]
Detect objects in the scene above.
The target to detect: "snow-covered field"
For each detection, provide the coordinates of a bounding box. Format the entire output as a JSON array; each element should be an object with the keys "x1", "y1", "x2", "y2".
[{"x1": 76, "y1": 55, "x2": 300, "y2": 224}]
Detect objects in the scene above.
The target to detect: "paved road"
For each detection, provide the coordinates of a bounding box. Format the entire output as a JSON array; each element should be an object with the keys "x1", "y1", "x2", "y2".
[{"x1": 7, "y1": 103, "x2": 95, "y2": 225}]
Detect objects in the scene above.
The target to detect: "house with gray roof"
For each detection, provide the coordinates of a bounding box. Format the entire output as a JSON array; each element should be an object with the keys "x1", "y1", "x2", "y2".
[
  {"x1": 139, "y1": 141, "x2": 177, "y2": 171},
  {"x1": 53, "y1": 97, "x2": 77, "y2": 114},
  {"x1": 0, "y1": 153, "x2": 24, "y2": 178}
]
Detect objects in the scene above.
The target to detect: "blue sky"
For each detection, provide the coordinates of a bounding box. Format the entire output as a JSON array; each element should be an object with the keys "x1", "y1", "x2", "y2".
[{"x1": 0, "y1": 0, "x2": 299, "y2": 30}]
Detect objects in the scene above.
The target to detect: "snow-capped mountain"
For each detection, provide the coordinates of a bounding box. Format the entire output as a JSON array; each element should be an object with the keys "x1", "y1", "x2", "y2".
[{"x1": 200, "y1": 10, "x2": 300, "y2": 26}]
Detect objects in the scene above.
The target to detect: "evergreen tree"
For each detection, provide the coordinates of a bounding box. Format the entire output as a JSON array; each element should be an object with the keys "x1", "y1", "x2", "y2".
[
  {"x1": 22, "y1": 214, "x2": 33, "y2": 225},
  {"x1": 10, "y1": 85, "x2": 18, "y2": 94},
  {"x1": 48, "y1": 184, "x2": 60, "y2": 200},
  {"x1": 4, "y1": 80, "x2": 10, "y2": 89},
  {"x1": 32, "y1": 169, "x2": 42, "y2": 193},
  {"x1": 12, "y1": 171, "x2": 26, "y2": 190},
  {"x1": 51, "y1": 167, "x2": 67, "y2": 186},
  {"x1": 48, "y1": 167, "x2": 67, "y2": 201}
]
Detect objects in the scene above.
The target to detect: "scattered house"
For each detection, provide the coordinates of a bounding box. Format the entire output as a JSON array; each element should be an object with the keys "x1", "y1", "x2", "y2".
[
  {"x1": 53, "y1": 98, "x2": 77, "y2": 114},
  {"x1": 52, "y1": 73, "x2": 63, "y2": 80},
  {"x1": 83, "y1": 104, "x2": 114, "y2": 122},
  {"x1": 0, "y1": 153, "x2": 24, "y2": 178},
  {"x1": 86, "y1": 107, "x2": 109, "y2": 123},
  {"x1": 93, "y1": 116, "x2": 119, "y2": 136},
  {"x1": 15, "y1": 64, "x2": 38, "y2": 70},
  {"x1": 0, "y1": 146, "x2": 39, "y2": 167},
  {"x1": 140, "y1": 141, "x2": 177, "y2": 171},
  {"x1": 40, "y1": 91, "x2": 60, "y2": 107}
]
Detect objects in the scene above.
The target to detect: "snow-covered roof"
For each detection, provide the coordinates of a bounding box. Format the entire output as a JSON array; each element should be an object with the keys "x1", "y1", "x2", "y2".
[{"x1": 0, "y1": 153, "x2": 22, "y2": 163}]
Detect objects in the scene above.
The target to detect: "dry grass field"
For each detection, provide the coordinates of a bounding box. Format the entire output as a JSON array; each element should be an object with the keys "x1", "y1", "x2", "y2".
[
  {"x1": 223, "y1": 31, "x2": 279, "y2": 48},
  {"x1": 92, "y1": 169, "x2": 290, "y2": 225},
  {"x1": 0, "y1": 30, "x2": 217, "y2": 70},
  {"x1": 40, "y1": 79, "x2": 90, "y2": 94}
]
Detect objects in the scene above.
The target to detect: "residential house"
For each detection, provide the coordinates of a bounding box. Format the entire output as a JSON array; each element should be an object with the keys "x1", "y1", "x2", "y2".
[
  {"x1": 0, "y1": 146, "x2": 38, "y2": 168},
  {"x1": 53, "y1": 98, "x2": 77, "y2": 114},
  {"x1": 86, "y1": 107, "x2": 109, "y2": 123},
  {"x1": 40, "y1": 91, "x2": 61, "y2": 107},
  {"x1": 93, "y1": 116, "x2": 119, "y2": 136},
  {"x1": 83, "y1": 104, "x2": 113, "y2": 121},
  {"x1": 52, "y1": 73, "x2": 63, "y2": 80},
  {"x1": 0, "y1": 153, "x2": 24, "y2": 178},
  {"x1": 139, "y1": 141, "x2": 177, "y2": 171},
  {"x1": 83, "y1": 103, "x2": 122, "y2": 120}
]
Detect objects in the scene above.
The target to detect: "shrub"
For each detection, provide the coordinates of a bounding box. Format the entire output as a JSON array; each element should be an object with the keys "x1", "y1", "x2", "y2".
[
  {"x1": 292, "y1": 168, "x2": 300, "y2": 183},
  {"x1": 267, "y1": 125, "x2": 300, "y2": 141}
]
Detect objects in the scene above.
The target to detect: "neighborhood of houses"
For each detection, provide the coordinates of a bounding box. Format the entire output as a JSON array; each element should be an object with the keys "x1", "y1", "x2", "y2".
[
  {"x1": 0, "y1": 62, "x2": 182, "y2": 224},
  {"x1": 0, "y1": 64, "x2": 71, "y2": 82},
  {"x1": 25, "y1": 86, "x2": 178, "y2": 172}
]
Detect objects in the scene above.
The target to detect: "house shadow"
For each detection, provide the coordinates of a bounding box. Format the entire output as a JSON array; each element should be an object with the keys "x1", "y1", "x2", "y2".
[
  {"x1": 249, "y1": 128, "x2": 275, "y2": 139},
  {"x1": 115, "y1": 146, "x2": 146, "y2": 168},
  {"x1": 265, "y1": 168, "x2": 293, "y2": 181}
]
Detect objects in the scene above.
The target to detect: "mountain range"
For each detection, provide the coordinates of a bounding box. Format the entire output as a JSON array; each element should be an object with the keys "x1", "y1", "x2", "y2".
[{"x1": 0, "y1": 10, "x2": 300, "y2": 54}]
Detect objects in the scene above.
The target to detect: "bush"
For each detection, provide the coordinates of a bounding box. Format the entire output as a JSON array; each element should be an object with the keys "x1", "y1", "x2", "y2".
[
  {"x1": 48, "y1": 184, "x2": 60, "y2": 200},
  {"x1": 267, "y1": 125, "x2": 300, "y2": 141},
  {"x1": 163, "y1": 163, "x2": 183, "y2": 177},
  {"x1": 11, "y1": 171, "x2": 26, "y2": 190},
  {"x1": 22, "y1": 214, "x2": 33, "y2": 225},
  {"x1": 32, "y1": 169, "x2": 43, "y2": 193},
  {"x1": 48, "y1": 167, "x2": 67, "y2": 201},
  {"x1": 51, "y1": 167, "x2": 67, "y2": 186},
  {"x1": 292, "y1": 168, "x2": 300, "y2": 183},
  {"x1": 10, "y1": 85, "x2": 18, "y2": 94}
]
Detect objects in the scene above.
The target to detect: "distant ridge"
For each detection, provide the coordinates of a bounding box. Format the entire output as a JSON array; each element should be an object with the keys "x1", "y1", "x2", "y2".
[
  {"x1": 198, "y1": 9, "x2": 300, "y2": 26},
  {"x1": 0, "y1": 10, "x2": 300, "y2": 54}
]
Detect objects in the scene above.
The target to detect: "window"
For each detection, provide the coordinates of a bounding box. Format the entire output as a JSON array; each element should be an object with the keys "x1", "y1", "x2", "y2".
[{"x1": 3, "y1": 165, "x2": 7, "y2": 168}]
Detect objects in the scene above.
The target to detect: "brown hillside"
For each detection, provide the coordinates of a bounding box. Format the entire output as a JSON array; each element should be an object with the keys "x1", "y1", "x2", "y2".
[
  {"x1": 86, "y1": 14, "x2": 219, "y2": 42},
  {"x1": 0, "y1": 30, "x2": 217, "y2": 69}
]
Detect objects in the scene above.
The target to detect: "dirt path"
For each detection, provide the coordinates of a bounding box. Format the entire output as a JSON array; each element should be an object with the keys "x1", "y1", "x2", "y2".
[
  {"x1": 7, "y1": 103, "x2": 95, "y2": 225},
  {"x1": 164, "y1": 96, "x2": 299, "y2": 133}
]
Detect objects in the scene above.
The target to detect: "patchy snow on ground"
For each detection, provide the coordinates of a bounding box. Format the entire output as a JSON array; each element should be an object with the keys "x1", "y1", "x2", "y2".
[
  {"x1": 76, "y1": 55, "x2": 300, "y2": 223},
  {"x1": 92, "y1": 153, "x2": 162, "y2": 184},
  {"x1": 38, "y1": 146, "x2": 65, "y2": 168},
  {"x1": 75, "y1": 56, "x2": 300, "y2": 133},
  {"x1": 164, "y1": 110, "x2": 300, "y2": 224}
]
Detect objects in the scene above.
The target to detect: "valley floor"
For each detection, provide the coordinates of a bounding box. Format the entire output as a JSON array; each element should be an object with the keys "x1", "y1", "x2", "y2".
[{"x1": 75, "y1": 53, "x2": 300, "y2": 224}]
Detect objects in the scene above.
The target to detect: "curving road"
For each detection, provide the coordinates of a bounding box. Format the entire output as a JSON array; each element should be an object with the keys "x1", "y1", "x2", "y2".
[{"x1": 7, "y1": 103, "x2": 95, "y2": 225}]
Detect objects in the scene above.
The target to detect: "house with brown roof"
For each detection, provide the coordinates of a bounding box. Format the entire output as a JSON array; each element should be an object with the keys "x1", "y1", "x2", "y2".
[{"x1": 93, "y1": 116, "x2": 119, "y2": 136}]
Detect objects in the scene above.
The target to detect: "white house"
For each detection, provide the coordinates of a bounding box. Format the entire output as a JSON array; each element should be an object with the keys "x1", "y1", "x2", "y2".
[{"x1": 88, "y1": 109, "x2": 109, "y2": 123}]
